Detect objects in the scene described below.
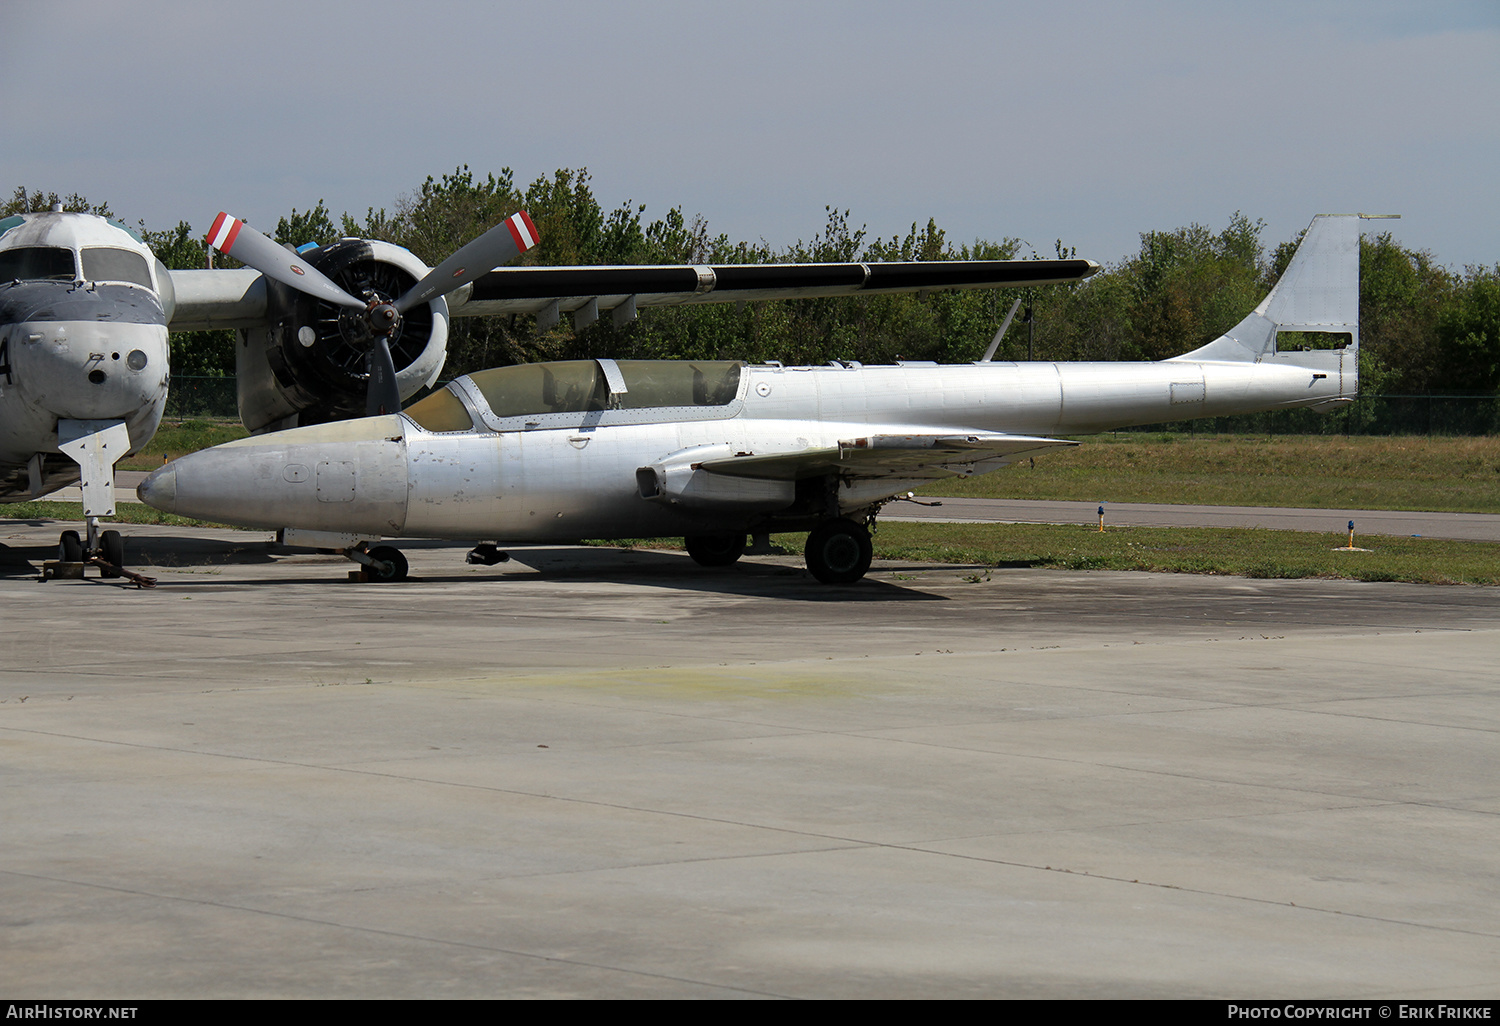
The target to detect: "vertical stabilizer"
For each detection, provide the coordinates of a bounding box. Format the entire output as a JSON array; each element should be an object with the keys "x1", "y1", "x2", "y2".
[{"x1": 1172, "y1": 214, "x2": 1365, "y2": 364}]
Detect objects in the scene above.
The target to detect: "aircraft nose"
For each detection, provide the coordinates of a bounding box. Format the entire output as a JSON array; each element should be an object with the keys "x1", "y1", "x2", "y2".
[
  {"x1": 137, "y1": 465, "x2": 176, "y2": 513},
  {"x1": 19, "y1": 320, "x2": 169, "y2": 421},
  {"x1": 142, "y1": 415, "x2": 411, "y2": 535}
]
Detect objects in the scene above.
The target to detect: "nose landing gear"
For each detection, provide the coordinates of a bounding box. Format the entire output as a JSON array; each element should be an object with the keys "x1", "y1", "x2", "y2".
[
  {"x1": 45, "y1": 419, "x2": 154, "y2": 586},
  {"x1": 46, "y1": 518, "x2": 155, "y2": 587},
  {"x1": 343, "y1": 543, "x2": 410, "y2": 582}
]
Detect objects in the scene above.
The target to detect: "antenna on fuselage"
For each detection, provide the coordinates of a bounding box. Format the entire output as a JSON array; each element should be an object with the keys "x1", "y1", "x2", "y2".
[{"x1": 980, "y1": 297, "x2": 1024, "y2": 362}]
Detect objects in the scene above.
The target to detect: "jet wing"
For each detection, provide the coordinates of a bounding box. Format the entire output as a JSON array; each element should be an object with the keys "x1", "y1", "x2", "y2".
[
  {"x1": 165, "y1": 258, "x2": 1098, "y2": 332},
  {"x1": 696, "y1": 433, "x2": 1078, "y2": 482}
]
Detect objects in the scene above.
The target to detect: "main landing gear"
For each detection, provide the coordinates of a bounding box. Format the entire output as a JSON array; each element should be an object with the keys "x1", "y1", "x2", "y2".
[
  {"x1": 683, "y1": 519, "x2": 875, "y2": 585},
  {"x1": 341, "y1": 541, "x2": 512, "y2": 582},
  {"x1": 803, "y1": 518, "x2": 873, "y2": 585},
  {"x1": 685, "y1": 533, "x2": 747, "y2": 567}
]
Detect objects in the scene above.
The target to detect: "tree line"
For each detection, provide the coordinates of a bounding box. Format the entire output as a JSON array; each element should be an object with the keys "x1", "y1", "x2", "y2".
[{"x1": 7, "y1": 175, "x2": 1497, "y2": 399}]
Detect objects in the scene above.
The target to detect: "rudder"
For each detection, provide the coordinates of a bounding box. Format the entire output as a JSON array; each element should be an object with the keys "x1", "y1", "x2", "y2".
[{"x1": 1171, "y1": 214, "x2": 1364, "y2": 364}]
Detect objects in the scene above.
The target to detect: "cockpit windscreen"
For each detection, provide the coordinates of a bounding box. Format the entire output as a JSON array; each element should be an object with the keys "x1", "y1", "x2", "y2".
[{"x1": 0, "y1": 246, "x2": 76, "y2": 282}]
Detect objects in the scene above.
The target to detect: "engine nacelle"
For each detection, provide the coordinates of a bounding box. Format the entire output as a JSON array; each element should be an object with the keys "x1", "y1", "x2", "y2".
[{"x1": 235, "y1": 239, "x2": 448, "y2": 433}]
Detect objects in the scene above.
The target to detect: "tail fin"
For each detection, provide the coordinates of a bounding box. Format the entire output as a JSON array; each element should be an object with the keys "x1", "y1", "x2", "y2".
[{"x1": 1172, "y1": 214, "x2": 1365, "y2": 364}]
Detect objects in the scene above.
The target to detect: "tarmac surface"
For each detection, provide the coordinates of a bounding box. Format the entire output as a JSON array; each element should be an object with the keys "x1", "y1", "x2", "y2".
[{"x1": 2, "y1": 519, "x2": 1498, "y2": 999}]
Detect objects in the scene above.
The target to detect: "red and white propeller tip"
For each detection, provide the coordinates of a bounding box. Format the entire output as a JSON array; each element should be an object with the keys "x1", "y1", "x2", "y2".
[
  {"x1": 504, "y1": 210, "x2": 540, "y2": 253},
  {"x1": 205, "y1": 212, "x2": 245, "y2": 255}
]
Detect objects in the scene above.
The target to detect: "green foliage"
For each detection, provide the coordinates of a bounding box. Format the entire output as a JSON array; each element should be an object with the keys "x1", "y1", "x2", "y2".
[
  {"x1": 140, "y1": 220, "x2": 207, "y2": 269},
  {"x1": 137, "y1": 220, "x2": 234, "y2": 376},
  {"x1": 7, "y1": 177, "x2": 1493, "y2": 400},
  {"x1": 3, "y1": 186, "x2": 112, "y2": 217},
  {"x1": 275, "y1": 200, "x2": 341, "y2": 248},
  {"x1": 1073, "y1": 211, "x2": 1267, "y2": 362},
  {"x1": 1436, "y1": 265, "x2": 1500, "y2": 393},
  {"x1": 1359, "y1": 232, "x2": 1448, "y2": 392},
  {"x1": 164, "y1": 332, "x2": 234, "y2": 377}
]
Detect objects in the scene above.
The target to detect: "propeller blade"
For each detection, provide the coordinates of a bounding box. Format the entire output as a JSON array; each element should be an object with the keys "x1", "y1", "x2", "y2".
[
  {"x1": 394, "y1": 210, "x2": 539, "y2": 314},
  {"x1": 206, "y1": 212, "x2": 365, "y2": 310},
  {"x1": 366, "y1": 335, "x2": 402, "y2": 417}
]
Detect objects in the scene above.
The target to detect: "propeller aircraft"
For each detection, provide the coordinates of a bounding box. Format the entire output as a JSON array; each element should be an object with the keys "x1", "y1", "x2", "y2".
[
  {"x1": 0, "y1": 206, "x2": 170, "y2": 572},
  {"x1": 1, "y1": 199, "x2": 1096, "y2": 575},
  {"x1": 138, "y1": 214, "x2": 1367, "y2": 586}
]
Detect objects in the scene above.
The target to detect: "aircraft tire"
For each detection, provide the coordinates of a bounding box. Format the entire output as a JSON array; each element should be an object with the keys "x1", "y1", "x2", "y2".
[
  {"x1": 804, "y1": 518, "x2": 873, "y2": 585},
  {"x1": 364, "y1": 545, "x2": 409, "y2": 582},
  {"x1": 99, "y1": 530, "x2": 125, "y2": 578},
  {"x1": 685, "y1": 533, "x2": 747, "y2": 567},
  {"x1": 58, "y1": 530, "x2": 83, "y2": 563}
]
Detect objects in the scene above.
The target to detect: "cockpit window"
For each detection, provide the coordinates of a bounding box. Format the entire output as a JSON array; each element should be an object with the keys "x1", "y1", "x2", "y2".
[
  {"x1": 81, "y1": 248, "x2": 153, "y2": 288},
  {"x1": 470, "y1": 361, "x2": 606, "y2": 418},
  {"x1": 614, "y1": 361, "x2": 742, "y2": 408},
  {"x1": 0, "y1": 246, "x2": 76, "y2": 282},
  {"x1": 404, "y1": 387, "x2": 476, "y2": 432},
  {"x1": 467, "y1": 360, "x2": 743, "y2": 421}
]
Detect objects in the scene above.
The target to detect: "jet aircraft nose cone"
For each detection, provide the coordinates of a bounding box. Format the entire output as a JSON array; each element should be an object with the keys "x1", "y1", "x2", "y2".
[{"x1": 137, "y1": 465, "x2": 176, "y2": 513}]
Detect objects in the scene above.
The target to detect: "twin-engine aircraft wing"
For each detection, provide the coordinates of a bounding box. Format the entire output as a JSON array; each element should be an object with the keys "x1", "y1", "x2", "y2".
[
  {"x1": 696, "y1": 433, "x2": 1078, "y2": 482},
  {"x1": 166, "y1": 258, "x2": 1100, "y2": 332},
  {"x1": 454, "y1": 259, "x2": 1100, "y2": 329}
]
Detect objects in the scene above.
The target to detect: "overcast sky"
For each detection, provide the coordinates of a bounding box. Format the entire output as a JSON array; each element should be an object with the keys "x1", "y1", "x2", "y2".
[{"x1": 2, "y1": 0, "x2": 1495, "y2": 269}]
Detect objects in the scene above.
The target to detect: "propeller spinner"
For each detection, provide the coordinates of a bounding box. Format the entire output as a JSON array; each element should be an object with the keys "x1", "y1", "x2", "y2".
[{"x1": 206, "y1": 210, "x2": 539, "y2": 416}]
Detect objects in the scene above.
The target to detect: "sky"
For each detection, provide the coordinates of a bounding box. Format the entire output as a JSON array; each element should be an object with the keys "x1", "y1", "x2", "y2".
[{"x1": 1, "y1": 0, "x2": 1495, "y2": 270}]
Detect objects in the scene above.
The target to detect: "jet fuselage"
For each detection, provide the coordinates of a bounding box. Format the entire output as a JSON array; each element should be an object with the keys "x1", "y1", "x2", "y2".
[{"x1": 140, "y1": 350, "x2": 1356, "y2": 541}]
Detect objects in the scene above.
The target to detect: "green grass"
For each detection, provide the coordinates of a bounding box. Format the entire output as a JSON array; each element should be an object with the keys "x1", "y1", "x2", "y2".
[
  {"x1": 3, "y1": 501, "x2": 244, "y2": 530},
  {"x1": 119, "y1": 419, "x2": 248, "y2": 471},
  {"x1": 922, "y1": 434, "x2": 1500, "y2": 514}
]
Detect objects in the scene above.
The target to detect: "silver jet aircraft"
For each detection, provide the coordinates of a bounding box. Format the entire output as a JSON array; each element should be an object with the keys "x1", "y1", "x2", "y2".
[
  {"x1": 4, "y1": 200, "x2": 1095, "y2": 574},
  {"x1": 139, "y1": 214, "x2": 1365, "y2": 586}
]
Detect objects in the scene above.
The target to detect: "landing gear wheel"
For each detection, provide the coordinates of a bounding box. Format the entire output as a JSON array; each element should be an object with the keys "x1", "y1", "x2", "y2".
[
  {"x1": 466, "y1": 544, "x2": 510, "y2": 566},
  {"x1": 364, "y1": 545, "x2": 409, "y2": 582},
  {"x1": 804, "y1": 518, "x2": 873, "y2": 585},
  {"x1": 685, "y1": 533, "x2": 747, "y2": 567},
  {"x1": 58, "y1": 530, "x2": 83, "y2": 563},
  {"x1": 99, "y1": 530, "x2": 125, "y2": 578}
]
